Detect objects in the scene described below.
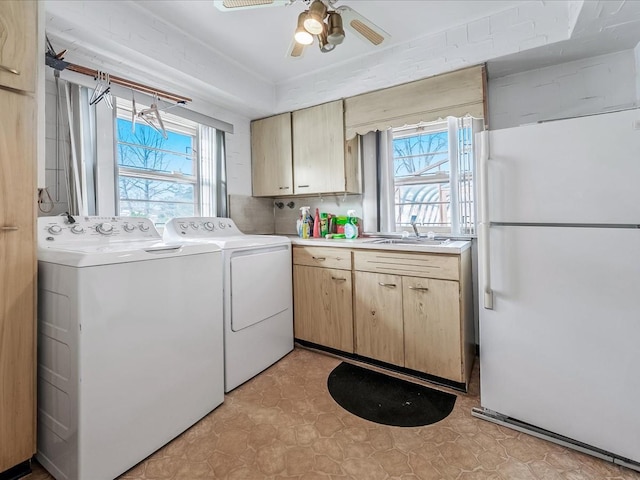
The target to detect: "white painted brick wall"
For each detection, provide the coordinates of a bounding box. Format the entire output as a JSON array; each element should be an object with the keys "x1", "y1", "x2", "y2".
[
  {"x1": 275, "y1": 1, "x2": 571, "y2": 112},
  {"x1": 488, "y1": 49, "x2": 638, "y2": 130},
  {"x1": 635, "y1": 42, "x2": 640, "y2": 103}
]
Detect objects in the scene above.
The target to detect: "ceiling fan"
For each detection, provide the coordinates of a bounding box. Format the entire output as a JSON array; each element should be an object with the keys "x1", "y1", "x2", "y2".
[{"x1": 213, "y1": 0, "x2": 391, "y2": 58}]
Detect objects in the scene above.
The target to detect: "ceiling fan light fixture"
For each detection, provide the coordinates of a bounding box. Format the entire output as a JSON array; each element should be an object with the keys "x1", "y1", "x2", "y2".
[
  {"x1": 304, "y1": 0, "x2": 327, "y2": 35},
  {"x1": 317, "y1": 24, "x2": 335, "y2": 53},
  {"x1": 326, "y1": 11, "x2": 345, "y2": 45},
  {"x1": 294, "y1": 11, "x2": 314, "y2": 45}
]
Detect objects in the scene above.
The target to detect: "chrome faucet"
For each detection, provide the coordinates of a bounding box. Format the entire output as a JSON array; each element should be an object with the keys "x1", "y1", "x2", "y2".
[{"x1": 410, "y1": 215, "x2": 420, "y2": 237}]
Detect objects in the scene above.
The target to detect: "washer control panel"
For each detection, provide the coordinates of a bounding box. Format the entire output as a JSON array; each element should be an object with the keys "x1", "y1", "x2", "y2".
[
  {"x1": 38, "y1": 216, "x2": 161, "y2": 244},
  {"x1": 164, "y1": 217, "x2": 242, "y2": 239}
]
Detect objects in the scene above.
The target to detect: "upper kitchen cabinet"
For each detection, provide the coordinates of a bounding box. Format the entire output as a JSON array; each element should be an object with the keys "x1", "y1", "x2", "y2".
[
  {"x1": 0, "y1": 1, "x2": 36, "y2": 92},
  {"x1": 251, "y1": 112, "x2": 293, "y2": 196},
  {"x1": 292, "y1": 100, "x2": 360, "y2": 195}
]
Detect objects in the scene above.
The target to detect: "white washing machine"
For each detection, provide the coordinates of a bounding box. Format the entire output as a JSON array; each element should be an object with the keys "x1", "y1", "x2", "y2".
[
  {"x1": 36, "y1": 216, "x2": 224, "y2": 480},
  {"x1": 164, "y1": 217, "x2": 293, "y2": 392}
]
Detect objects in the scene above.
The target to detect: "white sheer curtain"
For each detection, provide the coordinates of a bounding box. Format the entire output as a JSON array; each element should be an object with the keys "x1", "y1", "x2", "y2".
[
  {"x1": 54, "y1": 77, "x2": 99, "y2": 216},
  {"x1": 199, "y1": 125, "x2": 227, "y2": 217}
]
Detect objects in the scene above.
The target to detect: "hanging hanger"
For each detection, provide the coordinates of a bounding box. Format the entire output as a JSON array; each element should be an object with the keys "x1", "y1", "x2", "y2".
[
  {"x1": 137, "y1": 93, "x2": 168, "y2": 139},
  {"x1": 89, "y1": 71, "x2": 113, "y2": 108},
  {"x1": 89, "y1": 70, "x2": 105, "y2": 105},
  {"x1": 131, "y1": 90, "x2": 138, "y2": 133}
]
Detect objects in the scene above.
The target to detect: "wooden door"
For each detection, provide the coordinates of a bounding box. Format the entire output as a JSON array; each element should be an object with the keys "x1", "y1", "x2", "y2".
[
  {"x1": 292, "y1": 100, "x2": 345, "y2": 194},
  {"x1": 353, "y1": 271, "x2": 404, "y2": 366},
  {"x1": 0, "y1": 1, "x2": 36, "y2": 92},
  {"x1": 293, "y1": 265, "x2": 353, "y2": 352},
  {"x1": 251, "y1": 112, "x2": 293, "y2": 196},
  {"x1": 0, "y1": 89, "x2": 36, "y2": 470},
  {"x1": 403, "y1": 277, "x2": 463, "y2": 382}
]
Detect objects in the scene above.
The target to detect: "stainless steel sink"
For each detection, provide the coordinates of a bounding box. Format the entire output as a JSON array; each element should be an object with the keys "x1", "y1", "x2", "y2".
[{"x1": 366, "y1": 238, "x2": 451, "y2": 246}]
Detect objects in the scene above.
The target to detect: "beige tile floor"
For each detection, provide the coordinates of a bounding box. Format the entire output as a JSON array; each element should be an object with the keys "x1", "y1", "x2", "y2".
[{"x1": 29, "y1": 347, "x2": 640, "y2": 480}]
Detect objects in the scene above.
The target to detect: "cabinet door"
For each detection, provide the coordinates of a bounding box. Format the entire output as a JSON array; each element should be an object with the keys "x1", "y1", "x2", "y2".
[
  {"x1": 403, "y1": 277, "x2": 463, "y2": 382},
  {"x1": 0, "y1": 90, "x2": 36, "y2": 470},
  {"x1": 0, "y1": 1, "x2": 36, "y2": 92},
  {"x1": 292, "y1": 100, "x2": 345, "y2": 194},
  {"x1": 354, "y1": 271, "x2": 404, "y2": 366},
  {"x1": 293, "y1": 265, "x2": 353, "y2": 352},
  {"x1": 251, "y1": 112, "x2": 293, "y2": 196}
]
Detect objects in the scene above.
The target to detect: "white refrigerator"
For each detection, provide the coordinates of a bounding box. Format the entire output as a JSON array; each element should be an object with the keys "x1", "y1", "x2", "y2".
[{"x1": 474, "y1": 108, "x2": 640, "y2": 469}]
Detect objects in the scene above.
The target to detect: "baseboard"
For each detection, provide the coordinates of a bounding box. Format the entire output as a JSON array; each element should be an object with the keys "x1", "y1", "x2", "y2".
[
  {"x1": 471, "y1": 407, "x2": 640, "y2": 473},
  {"x1": 0, "y1": 460, "x2": 31, "y2": 480},
  {"x1": 296, "y1": 339, "x2": 467, "y2": 392}
]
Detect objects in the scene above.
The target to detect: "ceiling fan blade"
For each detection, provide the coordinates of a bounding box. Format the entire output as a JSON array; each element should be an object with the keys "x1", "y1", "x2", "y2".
[
  {"x1": 213, "y1": 0, "x2": 289, "y2": 11},
  {"x1": 336, "y1": 5, "x2": 391, "y2": 46},
  {"x1": 287, "y1": 38, "x2": 307, "y2": 58}
]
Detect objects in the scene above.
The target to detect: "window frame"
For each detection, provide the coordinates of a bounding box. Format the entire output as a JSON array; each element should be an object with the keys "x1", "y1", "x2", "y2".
[{"x1": 114, "y1": 98, "x2": 202, "y2": 224}]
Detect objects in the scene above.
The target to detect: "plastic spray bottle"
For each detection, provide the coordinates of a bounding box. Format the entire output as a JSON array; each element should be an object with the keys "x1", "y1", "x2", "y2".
[{"x1": 344, "y1": 210, "x2": 359, "y2": 239}]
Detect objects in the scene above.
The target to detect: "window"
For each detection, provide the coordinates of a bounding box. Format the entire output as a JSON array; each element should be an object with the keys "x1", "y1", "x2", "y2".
[
  {"x1": 115, "y1": 100, "x2": 199, "y2": 226},
  {"x1": 388, "y1": 117, "x2": 478, "y2": 235}
]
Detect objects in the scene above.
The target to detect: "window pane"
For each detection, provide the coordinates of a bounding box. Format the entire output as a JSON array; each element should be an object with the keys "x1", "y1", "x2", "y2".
[
  {"x1": 118, "y1": 177, "x2": 196, "y2": 226},
  {"x1": 393, "y1": 131, "x2": 449, "y2": 178},
  {"x1": 392, "y1": 126, "x2": 451, "y2": 229},
  {"x1": 117, "y1": 118, "x2": 195, "y2": 176},
  {"x1": 395, "y1": 183, "x2": 450, "y2": 227},
  {"x1": 118, "y1": 200, "x2": 195, "y2": 227}
]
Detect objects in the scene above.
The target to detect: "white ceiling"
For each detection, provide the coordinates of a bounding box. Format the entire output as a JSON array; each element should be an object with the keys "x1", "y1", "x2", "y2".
[
  {"x1": 129, "y1": 0, "x2": 523, "y2": 84},
  {"x1": 44, "y1": 0, "x2": 640, "y2": 118}
]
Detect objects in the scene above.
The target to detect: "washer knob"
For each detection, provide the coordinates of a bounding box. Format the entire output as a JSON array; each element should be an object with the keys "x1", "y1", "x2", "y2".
[
  {"x1": 96, "y1": 222, "x2": 114, "y2": 235},
  {"x1": 139, "y1": 223, "x2": 150, "y2": 232},
  {"x1": 190, "y1": 222, "x2": 200, "y2": 230},
  {"x1": 178, "y1": 222, "x2": 188, "y2": 231},
  {"x1": 218, "y1": 222, "x2": 226, "y2": 229},
  {"x1": 70, "y1": 225, "x2": 85, "y2": 234},
  {"x1": 47, "y1": 225, "x2": 62, "y2": 235},
  {"x1": 123, "y1": 223, "x2": 136, "y2": 232},
  {"x1": 203, "y1": 221, "x2": 215, "y2": 231}
]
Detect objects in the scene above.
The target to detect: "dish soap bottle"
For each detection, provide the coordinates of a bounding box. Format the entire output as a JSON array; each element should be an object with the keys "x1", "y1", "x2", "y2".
[
  {"x1": 344, "y1": 209, "x2": 359, "y2": 239},
  {"x1": 299, "y1": 206, "x2": 312, "y2": 239},
  {"x1": 313, "y1": 208, "x2": 321, "y2": 238}
]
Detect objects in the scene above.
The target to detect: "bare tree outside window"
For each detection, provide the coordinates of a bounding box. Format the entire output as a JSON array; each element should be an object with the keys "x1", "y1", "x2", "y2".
[
  {"x1": 393, "y1": 127, "x2": 450, "y2": 229},
  {"x1": 116, "y1": 116, "x2": 198, "y2": 226}
]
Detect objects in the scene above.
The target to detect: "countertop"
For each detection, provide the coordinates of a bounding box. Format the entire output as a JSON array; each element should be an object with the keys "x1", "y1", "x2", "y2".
[{"x1": 288, "y1": 235, "x2": 471, "y2": 254}]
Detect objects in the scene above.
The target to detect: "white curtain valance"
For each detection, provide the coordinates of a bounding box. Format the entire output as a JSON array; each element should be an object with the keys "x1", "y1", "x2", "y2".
[{"x1": 344, "y1": 65, "x2": 485, "y2": 139}]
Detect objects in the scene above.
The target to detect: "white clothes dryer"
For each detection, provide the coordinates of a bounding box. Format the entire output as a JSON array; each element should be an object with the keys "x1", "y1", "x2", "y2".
[
  {"x1": 36, "y1": 216, "x2": 224, "y2": 480},
  {"x1": 164, "y1": 217, "x2": 293, "y2": 392}
]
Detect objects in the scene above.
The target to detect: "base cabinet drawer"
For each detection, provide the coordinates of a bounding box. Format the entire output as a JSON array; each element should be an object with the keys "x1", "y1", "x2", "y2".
[{"x1": 293, "y1": 246, "x2": 351, "y2": 270}]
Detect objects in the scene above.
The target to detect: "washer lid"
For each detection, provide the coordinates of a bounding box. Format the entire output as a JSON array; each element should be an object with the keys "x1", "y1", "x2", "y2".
[
  {"x1": 37, "y1": 216, "x2": 220, "y2": 267},
  {"x1": 38, "y1": 241, "x2": 220, "y2": 267}
]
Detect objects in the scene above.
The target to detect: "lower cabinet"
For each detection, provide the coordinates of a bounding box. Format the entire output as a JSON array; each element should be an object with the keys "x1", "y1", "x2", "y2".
[
  {"x1": 292, "y1": 245, "x2": 474, "y2": 387},
  {"x1": 402, "y1": 276, "x2": 462, "y2": 381},
  {"x1": 353, "y1": 272, "x2": 403, "y2": 365},
  {"x1": 293, "y1": 264, "x2": 354, "y2": 352}
]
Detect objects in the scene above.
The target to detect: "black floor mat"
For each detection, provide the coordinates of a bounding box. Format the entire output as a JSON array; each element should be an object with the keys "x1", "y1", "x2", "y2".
[{"x1": 327, "y1": 362, "x2": 456, "y2": 427}]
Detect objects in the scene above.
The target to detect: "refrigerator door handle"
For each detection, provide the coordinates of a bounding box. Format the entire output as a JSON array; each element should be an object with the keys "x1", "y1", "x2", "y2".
[{"x1": 478, "y1": 130, "x2": 494, "y2": 310}]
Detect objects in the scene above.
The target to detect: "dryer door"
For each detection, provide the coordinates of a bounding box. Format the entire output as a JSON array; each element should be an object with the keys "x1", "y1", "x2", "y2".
[{"x1": 230, "y1": 246, "x2": 292, "y2": 332}]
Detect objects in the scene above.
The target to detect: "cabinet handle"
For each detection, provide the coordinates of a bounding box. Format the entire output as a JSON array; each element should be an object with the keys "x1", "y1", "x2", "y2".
[
  {"x1": 297, "y1": 185, "x2": 310, "y2": 188},
  {"x1": 331, "y1": 276, "x2": 346, "y2": 282},
  {"x1": 0, "y1": 226, "x2": 19, "y2": 231},
  {"x1": 312, "y1": 256, "x2": 326, "y2": 261},
  {"x1": 408, "y1": 286, "x2": 429, "y2": 292},
  {"x1": 279, "y1": 186, "x2": 290, "y2": 190},
  {"x1": 378, "y1": 282, "x2": 397, "y2": 288},
  {"x1": 0, "y1": 64, "x2": 20, "y2": 75}
]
